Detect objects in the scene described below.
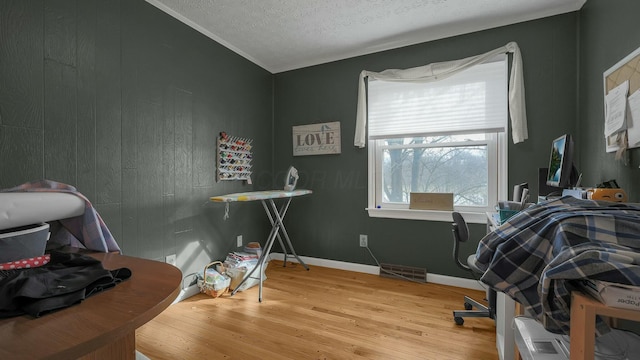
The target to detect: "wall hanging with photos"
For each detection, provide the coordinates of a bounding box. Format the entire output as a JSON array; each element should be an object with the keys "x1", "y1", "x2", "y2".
[{"x1": 217, "y1": 132, "x2": 253, "y2": 183}]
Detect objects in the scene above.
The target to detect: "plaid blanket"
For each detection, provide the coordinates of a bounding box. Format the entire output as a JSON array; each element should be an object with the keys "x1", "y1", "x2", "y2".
[{"x1": 476, "y1": 196, "x2": 640, "y2": 335}]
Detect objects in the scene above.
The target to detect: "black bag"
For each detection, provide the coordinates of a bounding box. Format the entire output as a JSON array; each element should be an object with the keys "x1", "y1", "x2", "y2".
[{"x1": 0, "y1": 251, "x2": 131, "y2": 318}]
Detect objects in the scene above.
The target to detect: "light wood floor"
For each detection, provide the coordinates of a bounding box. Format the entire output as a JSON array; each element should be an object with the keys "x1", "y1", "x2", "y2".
[{"x1": 136, "y1": 261, "x2": 498, "y2": 360}]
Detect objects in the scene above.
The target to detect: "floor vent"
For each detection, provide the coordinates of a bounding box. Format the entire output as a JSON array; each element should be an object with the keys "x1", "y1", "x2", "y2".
[{"x1": 379, "y1": 263, "x2": 427, "y2": 283}]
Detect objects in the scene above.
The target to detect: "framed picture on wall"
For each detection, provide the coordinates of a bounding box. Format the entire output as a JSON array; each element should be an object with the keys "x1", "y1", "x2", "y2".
[{"x1": 292, "y1": 121, "x2": 341, "y2": 156}]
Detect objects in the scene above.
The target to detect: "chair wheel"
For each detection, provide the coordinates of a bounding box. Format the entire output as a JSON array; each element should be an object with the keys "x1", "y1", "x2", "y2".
[
  {"x1": 454, "y1": 317, "x2": 464, "y2": 325},
  {"x1": 464, "y1": 302, "x2": 472, "y2": 310}
]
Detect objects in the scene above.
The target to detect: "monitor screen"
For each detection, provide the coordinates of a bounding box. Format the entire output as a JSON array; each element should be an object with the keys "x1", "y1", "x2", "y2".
[{"x1": 546, "y1": 134, "x2": 575, "y2": 188}]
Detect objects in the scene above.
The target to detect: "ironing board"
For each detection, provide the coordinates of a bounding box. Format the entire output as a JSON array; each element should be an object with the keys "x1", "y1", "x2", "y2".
[{"x1": 210, "y1": 189, "x2": 312, "y2": 301}]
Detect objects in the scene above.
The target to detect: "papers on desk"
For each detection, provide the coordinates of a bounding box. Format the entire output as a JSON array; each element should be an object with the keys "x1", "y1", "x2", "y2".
[{"x1": 579, "y1": 279, "x2": 640, "y2": 311}]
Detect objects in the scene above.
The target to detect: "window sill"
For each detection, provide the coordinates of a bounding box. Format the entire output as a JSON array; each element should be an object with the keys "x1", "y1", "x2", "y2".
[{"x1": 366, "y1": 208, "x2": 487, "y2": 224}]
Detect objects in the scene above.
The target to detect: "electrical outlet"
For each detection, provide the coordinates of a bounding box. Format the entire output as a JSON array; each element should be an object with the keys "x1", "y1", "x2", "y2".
[
  {"x1": 165, "y1": 254, "x2": 177, "y2": 267},
  {"x1": 359, "y1": 234, "x2": 368, "y2": 247},
  {"x1": 237, "y1": 235, "x2": 243, "y2": 247}
]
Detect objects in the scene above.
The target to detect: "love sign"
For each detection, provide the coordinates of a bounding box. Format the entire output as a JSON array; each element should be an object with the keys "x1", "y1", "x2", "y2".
[{"x1": 292, "y1": 121, "x2": 341, "y2": 156}]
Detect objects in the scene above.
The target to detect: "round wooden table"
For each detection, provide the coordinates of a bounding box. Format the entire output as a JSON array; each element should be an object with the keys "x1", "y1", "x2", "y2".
[{"x1": 0, "y1": 251, "x2": 182, "y2": 359}]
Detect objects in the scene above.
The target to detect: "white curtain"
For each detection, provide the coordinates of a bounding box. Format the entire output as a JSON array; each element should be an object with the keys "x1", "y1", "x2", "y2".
[{"x1": 354, "y1": 42, "x2": 527, "y2": 148}]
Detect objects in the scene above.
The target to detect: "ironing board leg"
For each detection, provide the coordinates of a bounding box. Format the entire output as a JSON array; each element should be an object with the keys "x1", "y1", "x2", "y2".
[
  {"x1": 230, "y1": 201, "x2": 280, "y2": 300},
  {"x1": 257, "y1": 224, "x2": 276, "y2": 302},
  {"x1": 230, "y1": 196, "x2": 308, "y2": 301},
  {"x1": 262, "y1": 200, "x2": 289, "y2": 265},
  {"x1": 267, "y1": 199, "x2": 308, "y2": 270}
]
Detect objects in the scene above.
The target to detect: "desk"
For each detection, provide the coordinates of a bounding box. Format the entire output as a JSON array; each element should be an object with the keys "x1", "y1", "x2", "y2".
[
  {"x1": 487, "y1": 212, "x2": 517, "y2": 360},
  {"x1": 210, "y1": 189, "x2": 312, "y2": 301},
  {"x1": 479, "y1": 197, "x2": 640, "y2": 359},
  {"x1": 0, "y1": 251, "x2": 182, "y2": 360},
  {"x1": 570, "y1": 291, "x2": 640, "y2": 360}
]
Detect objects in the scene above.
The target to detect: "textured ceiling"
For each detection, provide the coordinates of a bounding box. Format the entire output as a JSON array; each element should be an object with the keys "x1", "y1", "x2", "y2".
[{"x1": 146, "y1": 0, "x2": 586, "y2": 74}]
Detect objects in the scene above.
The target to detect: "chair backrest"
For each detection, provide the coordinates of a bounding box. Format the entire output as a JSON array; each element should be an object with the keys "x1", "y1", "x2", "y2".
[{"x1": 451, "y1": 211, "x2": 471, "y2": 271}]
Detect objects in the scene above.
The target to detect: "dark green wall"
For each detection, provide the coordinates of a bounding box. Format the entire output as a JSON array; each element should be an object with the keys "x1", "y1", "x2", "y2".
[
  {"x1": 2, "y1": 0, "x2": 637, "y2": 281},
  {"x1": 0, "y1": 0, "x2": 273, "y2": 277},
  {"x1": 274, "y1": 14, "x2": 579, "y2": 278},
  {"x1": 578, "y1": 0, "x2": 640, "y2": 200},
  {"x1": 273, "y1": 1, "x2": 640, "y2": 278}
]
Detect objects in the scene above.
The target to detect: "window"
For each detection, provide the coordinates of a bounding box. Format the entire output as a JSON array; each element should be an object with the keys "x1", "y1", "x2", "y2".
[{"x1": 366, "y1": 56, "x2": 508, "y2": 223}]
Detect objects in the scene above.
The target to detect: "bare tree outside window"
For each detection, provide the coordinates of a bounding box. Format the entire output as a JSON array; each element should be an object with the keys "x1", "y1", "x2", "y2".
[{"x1": 381, "y1": 135, "x2": 488, "y2": 206}]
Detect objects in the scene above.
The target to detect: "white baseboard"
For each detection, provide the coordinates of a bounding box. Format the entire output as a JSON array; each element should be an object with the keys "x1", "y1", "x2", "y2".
[
  {"x1": 269, "y1": 253, "x2": 381, "y2": 274},
  {"x1": 172, "y1": 283, "x2": 201, "y2": 304},
  {"x1": 172, "y1": 253, "x2": 486, "y2": 303},
  {"x1": 268, "y1": 252, "x2": 485, "y2": 291},
  {"x1": 427, "y1": 272, "x2": 485, "y2": 291},
  {"x1": 136, "y1": 350, "x2": 151, "y2": 360}
]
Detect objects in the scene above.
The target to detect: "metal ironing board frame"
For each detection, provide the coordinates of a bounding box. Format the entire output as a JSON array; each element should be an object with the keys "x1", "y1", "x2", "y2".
[{"x1": 210, "y1": 189, "x2": 311, "y2": 302}]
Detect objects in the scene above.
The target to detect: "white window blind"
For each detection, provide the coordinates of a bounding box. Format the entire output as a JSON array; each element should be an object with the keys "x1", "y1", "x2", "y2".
[{"x1": 367, "y1": 57, "x2": 507, "y2": 139}]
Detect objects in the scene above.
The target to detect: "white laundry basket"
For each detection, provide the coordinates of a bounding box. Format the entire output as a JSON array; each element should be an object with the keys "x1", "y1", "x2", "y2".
[{"x1": 0, "y1": 223, "x2": 50, "y2": 263}]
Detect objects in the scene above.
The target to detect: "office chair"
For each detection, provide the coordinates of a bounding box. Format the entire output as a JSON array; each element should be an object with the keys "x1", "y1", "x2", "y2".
[{"x1": 451, "y1": 211, "x2": 496, "y2": 325}]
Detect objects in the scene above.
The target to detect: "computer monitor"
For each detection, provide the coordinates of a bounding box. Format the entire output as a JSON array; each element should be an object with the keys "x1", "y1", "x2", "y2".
[
  {"x1": 538, "y1": 168, "x2": 562, "y2": 198},
  {"x1": 546, "y1": 134, "x2": 577, "y2": 188}
]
